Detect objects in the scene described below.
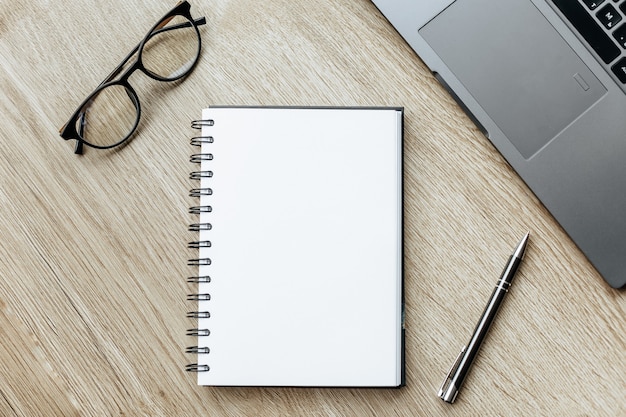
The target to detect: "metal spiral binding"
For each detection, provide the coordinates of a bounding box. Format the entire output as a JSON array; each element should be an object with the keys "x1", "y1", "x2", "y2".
[
  {"x1": 188, "y1": 258, "x2": 211, "y2": 266},
  {"x1": 187, "y1": 311, "x2": 211, "y2": 319},
  {"x1": 189, "y1": 188, "x2": 212, "y2": 197},
  {"x1": 188, "y1": 240, "x2": 211, "y2": 248},
  {"x1": 189, "y1": 206, "x2": 212, "y2": 214},
  {"x1": 190, "y1": 153, "x2": 213, "y2": 163},
  {"x1": 186, "y1": 328, "x2": 210, "y2": 337},
  {"x1": 187, "y1": 119, "x2": 214, "y2": 373},
  {"x1": 189, "y1": 223, "x2": 212, "y2": 231},
  {"x1": 187, "y1": 293, "x2": 211, "y2": 301},
  {"x1": 191, "y1": 119, "x2": 214, "y2": 129},
  {"x1": 186, "y1": 346, "x2": 210, "y2": 354},
  {"x1": 187, "y1": 276, "x2": 211, "y2": 283},
  {"x1": 191, "y1": 136, "x2": 214, "y2": 146},
  {"x1": 186, "y1": 364, "x2": 210, "y2": 372},
  {"x1": 190, "y1": 171, "x2": 213, "y2": 180}
]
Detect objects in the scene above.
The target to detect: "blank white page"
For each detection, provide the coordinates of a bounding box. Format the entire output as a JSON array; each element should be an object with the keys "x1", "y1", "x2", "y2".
[{"x1": 194, "y1": 107, "x2": 403, "y2": 387}]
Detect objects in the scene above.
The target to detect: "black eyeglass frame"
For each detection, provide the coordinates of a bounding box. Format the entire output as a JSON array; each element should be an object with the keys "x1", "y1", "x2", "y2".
[{"x1": 59, "y1": 1, "x2": 206, "y2": 154}]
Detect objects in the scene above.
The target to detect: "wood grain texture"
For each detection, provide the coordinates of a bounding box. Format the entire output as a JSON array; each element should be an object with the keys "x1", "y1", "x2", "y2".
[{"x1": 0, "y1": 0, "x2": 624, "y2": 415}]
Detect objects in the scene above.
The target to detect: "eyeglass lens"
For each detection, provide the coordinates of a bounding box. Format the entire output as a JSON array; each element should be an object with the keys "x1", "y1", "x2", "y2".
[
  {"x1": 77, "y1": 84, "x2": 138, "y2": 148},
  {"x1": 143, "y1": 15, "x2": 200, "y2": 80},
  {"x1": 76, "y1": 14, "x2": 200, "y2": 149}
]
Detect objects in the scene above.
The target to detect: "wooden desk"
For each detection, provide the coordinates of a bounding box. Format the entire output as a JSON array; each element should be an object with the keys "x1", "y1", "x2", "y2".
[{"x1": 1, "y1": 0, "x2": 624, "y2": 415}]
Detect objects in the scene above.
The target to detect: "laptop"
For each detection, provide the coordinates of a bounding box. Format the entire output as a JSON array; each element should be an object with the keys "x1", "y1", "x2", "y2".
[{"x1": 372, "y1": 0, "x2": 626, "y2": 288}]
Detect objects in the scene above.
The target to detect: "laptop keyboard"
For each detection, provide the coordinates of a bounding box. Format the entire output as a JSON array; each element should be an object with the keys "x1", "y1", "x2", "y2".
[{"x1": 552, "y1": 0, "x2": 626, "y2": 84}]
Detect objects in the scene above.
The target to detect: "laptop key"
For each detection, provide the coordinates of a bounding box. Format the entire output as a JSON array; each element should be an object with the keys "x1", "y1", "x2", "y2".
[
  {"x1": 552, "y1": 0, "x2": 621, "y2": 64},
  {"x1": 597, "y1": 4, "x2": 622, "y2": 29},
  {"x1": 611, "y1": 57, "x2": 626, "y2": 82},
  {"x1": 582, "y1": 0, "x2": 605, "y2": 9},
  {"x1": 613, "y1": 24, "x2": 626, "y2": 48}
]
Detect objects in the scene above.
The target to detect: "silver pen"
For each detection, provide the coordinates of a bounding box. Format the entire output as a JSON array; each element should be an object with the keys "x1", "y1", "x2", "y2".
[{"x1": 438, "y1": 232, "x2": 530, "y2": 403}]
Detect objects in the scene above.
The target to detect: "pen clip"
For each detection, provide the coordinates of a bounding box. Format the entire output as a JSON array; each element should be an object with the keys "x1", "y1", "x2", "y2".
[{"x1": 437, "y1": 345, "x2": 466, "y2": 399}]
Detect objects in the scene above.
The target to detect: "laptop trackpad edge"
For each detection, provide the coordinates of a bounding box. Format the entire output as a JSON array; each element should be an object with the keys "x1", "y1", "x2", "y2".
[{"x1": 419, "y1": 0, "x2": 606, "y2": 159}]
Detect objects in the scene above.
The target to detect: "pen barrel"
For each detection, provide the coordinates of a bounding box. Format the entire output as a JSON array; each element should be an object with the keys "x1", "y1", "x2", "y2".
[{"x1": 448, "y1": 255, "x2": 522, "y2": 394}]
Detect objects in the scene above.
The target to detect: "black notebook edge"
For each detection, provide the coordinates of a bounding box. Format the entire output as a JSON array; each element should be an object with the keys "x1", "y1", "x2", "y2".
[{"x1": 398, "y1": 106, "x2": 406, "y2": 388}]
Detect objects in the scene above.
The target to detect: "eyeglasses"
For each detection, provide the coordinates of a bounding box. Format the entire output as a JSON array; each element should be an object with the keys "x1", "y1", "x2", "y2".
[{"x1": 59, "y1": 1, "x2": 206, "y2": 154}]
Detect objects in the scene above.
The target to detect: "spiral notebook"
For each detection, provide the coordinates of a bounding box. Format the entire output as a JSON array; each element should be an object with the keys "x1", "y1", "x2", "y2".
[{"x1": 186, "y1": 106, "x2": 404, "y2": 387}]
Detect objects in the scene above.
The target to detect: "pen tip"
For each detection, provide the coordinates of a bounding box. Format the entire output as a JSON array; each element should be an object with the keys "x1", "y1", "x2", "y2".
[{"x1": 513, "y1": 231, "x2": 530, "y2": 259}]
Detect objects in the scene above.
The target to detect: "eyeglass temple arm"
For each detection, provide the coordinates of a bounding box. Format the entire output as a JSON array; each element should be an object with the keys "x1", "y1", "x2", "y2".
[{"x1": 98, "y1": 16, "x2": 207, "y2": 87}]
